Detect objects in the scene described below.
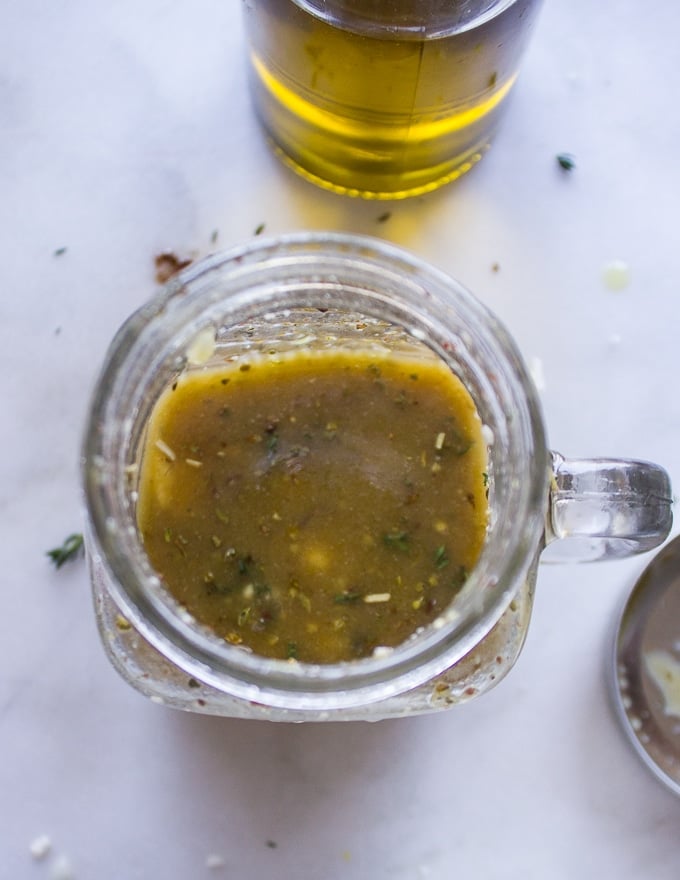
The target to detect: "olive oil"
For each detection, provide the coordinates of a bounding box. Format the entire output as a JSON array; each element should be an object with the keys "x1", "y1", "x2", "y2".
[{"x1": 243, "y1": 0, "x2": 543, "y2": 197}]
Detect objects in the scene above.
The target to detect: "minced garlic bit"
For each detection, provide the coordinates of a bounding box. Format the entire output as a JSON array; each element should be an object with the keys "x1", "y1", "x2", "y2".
[
  {"x1": 481, "y1": 424, "x2": 495, "y2": 446},
  {"x1": 115, "y1": 614, "x2": 132, "y2": 631},
  {"x1": 602, "y1": 259, "x2": 631, "y2": 291},
  {"x1": 435, "y1": 432, "x2": 446, "y2": 450},
  {"x1": 186, "y1": 326, "x2": 216, "y2": 366},
  {"x1": 154, "y1": 438, "x2": 176, "y2": 461},
  {"x1": 185, "y1": 458, "x2": 203, "y2": 468},
  {"x1": 645, "y1": 650, "x2": 680, "y2": 718},
  {"x1": 29, "y1": 834, "x2": 52, "y2": 860},
  {"x1": 363, "y1": 592, "x2": 391, "y2": 603}
]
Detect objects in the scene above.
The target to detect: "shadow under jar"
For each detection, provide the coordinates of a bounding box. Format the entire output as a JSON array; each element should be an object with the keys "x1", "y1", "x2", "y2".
[{"x1": 82, "y1": 233, "x2": 673, "y2": 721}]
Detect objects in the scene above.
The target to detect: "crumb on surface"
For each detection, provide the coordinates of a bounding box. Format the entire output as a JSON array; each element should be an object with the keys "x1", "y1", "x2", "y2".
[
  {"x1": 602, "y1": 259, "x2": 630, "y2": 291},
  {"x1": 154, "y1": 252, "x2": 193, "y2": 284},
  {"x1": 205, "y1": 853, "x2": 226, "y2": 870},
  {"x1": 29, "y1": 834, "x2": 52, "y2": 860}
]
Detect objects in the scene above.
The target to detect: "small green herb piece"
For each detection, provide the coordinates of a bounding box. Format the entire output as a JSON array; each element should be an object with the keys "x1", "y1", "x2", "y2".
[
  {"x1": 210, "y1": 229, "x2": 219, "y2": 244},
  {"x1": 450, "y1": 565, "x2": 469, "y2": 592},
  {"x1": 377, "y1": 211, "x2": 391, "y2": 223},
  {"x1": 556, "y1": 153, "x2": 576, "y2": 171},
  {"x1": 434, "y1": 545, "x2": 450, "y2": 569},
  {"x1": 334, "y1": 590, "x2": 363, "y2": 604},
  {"x1": 482, "y1": 472, "x2": 489, "y2": 488},
  {"x1": 266, "y1": 431, "x2": 279, "y2": 454},
  {"x1": 237, "y1": 554, "x2": 254, "y2": 575},
  {"x1": 46, "y1": 533, "x2": 84, "y2": 568},
  {"x1": 445, "y1": 430, "x2": 472, "y2": 456},
  {"x1": 53, "y1": 246, "x2": 67, "y2": 257},
  {"x1": 383, "y1": 531, "x2": 410, "y2": 552},
  {"x1": 205, "y1": 579, "x2": 235, "y2": 597},
  {"x1": 286, "y1": 641, "x2": 298, "y2": 659},
  {"x1": 254, "y1": 222, "x2": 266, "y2": 236}
]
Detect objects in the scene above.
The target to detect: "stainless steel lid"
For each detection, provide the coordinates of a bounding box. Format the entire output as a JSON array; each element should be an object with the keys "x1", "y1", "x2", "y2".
[{"x1": 612, "y1": 534, "x2": 680, "y2": 797}]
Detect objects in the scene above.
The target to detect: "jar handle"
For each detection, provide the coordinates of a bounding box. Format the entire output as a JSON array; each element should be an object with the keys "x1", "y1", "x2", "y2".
[{"x1": 544, "y1": 452, "x2": 673, "y2": 561}]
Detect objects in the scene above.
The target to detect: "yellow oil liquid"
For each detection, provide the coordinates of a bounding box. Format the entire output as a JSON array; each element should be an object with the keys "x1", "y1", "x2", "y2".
[{"x1": 243, "y1": 0, "x2": 543, "y2": 198}]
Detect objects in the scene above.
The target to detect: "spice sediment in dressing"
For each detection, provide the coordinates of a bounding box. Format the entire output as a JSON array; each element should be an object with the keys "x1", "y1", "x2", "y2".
[{"x1": 136, "y1": 350, "x2": 488, "y2": 664}]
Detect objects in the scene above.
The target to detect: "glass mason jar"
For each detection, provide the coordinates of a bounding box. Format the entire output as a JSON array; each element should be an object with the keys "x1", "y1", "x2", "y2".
[
  {"x1": 242, "y1": 0, "x2": 545, "y2": 198},
  {"x1": 82, "y1": 233, "x2": 673, "y2": 722}
]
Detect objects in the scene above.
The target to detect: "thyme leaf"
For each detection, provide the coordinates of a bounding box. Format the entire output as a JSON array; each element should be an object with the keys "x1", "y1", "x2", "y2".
[
  {"x1": 383, "y1": 531, "x2": 410, "y2": 553},
  {"x1": 334, "y1": 590, "x2": 363, "y2": 604},
  {"x1": 46, "y1": 533, "x2": 84, "y2": 569},
  {"x1": 434, "y1": 545, "x2": 450, "y2": 569}
]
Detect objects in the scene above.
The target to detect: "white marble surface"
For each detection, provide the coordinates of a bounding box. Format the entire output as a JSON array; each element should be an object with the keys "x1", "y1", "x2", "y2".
[{"x1": 2, "y1": 0, "x2": 680, "y2": 876}]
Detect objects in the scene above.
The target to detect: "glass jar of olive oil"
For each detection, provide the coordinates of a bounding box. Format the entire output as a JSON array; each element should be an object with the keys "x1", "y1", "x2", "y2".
[
  {"x1": 82, "y1": 233, "x2": 672, "y2": 721},
  {"x1": 242, "y1": 0, "x2": 544, "y2": 198}
]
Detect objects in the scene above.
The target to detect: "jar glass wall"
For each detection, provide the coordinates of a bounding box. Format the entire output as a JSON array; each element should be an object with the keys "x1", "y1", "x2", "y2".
[{"x1": 82, "y1": 232, "x2": 549, "y2": 720}]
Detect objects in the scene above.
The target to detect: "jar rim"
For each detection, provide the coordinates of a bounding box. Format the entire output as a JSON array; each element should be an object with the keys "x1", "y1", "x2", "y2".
[{"x1": 82, "y1": 231, "x2": 549, "y2": 710}]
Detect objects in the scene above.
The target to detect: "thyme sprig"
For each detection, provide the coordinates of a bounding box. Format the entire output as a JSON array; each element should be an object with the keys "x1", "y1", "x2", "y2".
[{"x1": 46, "y1": 533, "x2": 84, "y2": 569}]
